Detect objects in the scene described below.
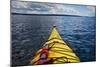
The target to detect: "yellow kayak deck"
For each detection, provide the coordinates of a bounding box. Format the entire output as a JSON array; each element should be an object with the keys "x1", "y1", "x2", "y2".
[{"x1": 31, "y1": 26, "x2": 80, "y2": 64}]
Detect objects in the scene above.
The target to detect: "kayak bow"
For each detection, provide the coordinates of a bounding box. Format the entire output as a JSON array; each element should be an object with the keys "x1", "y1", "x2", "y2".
[{"x1": 31, "y1": 26, "x2": 80, "y2": 64}]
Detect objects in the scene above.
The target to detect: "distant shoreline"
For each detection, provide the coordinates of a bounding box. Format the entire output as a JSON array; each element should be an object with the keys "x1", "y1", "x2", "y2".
[{"x1": 11, "y1": 13, "x2": 95, "y2": 17}]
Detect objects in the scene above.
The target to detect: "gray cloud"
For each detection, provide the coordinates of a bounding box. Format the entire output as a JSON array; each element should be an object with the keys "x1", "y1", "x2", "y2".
[{"x1": 11, "y1": 1, "x2": 95, "y2": 16}]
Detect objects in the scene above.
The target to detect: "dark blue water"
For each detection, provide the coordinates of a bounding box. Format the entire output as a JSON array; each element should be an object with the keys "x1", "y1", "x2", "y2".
[{"x1": 11, "y1": 14, "x2": 96, "y2": 66}]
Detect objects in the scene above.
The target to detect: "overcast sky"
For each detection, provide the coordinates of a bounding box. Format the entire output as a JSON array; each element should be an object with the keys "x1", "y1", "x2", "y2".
[{"x1": 11, "y1": 1, "x2": 96, "y2": 16}]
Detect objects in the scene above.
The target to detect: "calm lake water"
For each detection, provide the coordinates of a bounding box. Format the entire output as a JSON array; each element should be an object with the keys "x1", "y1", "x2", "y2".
[{"x1": 11, "y1": 14, "x2": 96, "y2": 66}]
